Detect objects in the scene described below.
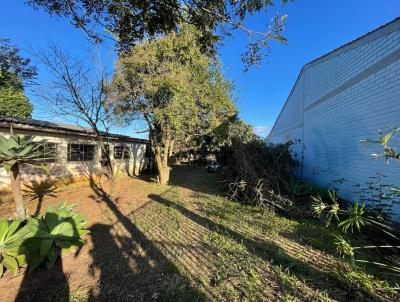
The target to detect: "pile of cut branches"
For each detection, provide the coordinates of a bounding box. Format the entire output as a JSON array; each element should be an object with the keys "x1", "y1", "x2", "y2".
[{"x1": 220, "y1": 139, "x2": 297, "y2": 209}]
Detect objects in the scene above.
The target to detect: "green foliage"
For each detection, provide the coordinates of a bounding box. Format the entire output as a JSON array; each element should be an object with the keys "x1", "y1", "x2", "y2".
[
  {"x1": 0, "y1": 219, "x2": 30, "y2": 277},
  {"x1": 0, "y1": 38, "x2": 35, "y2": 118},
  {"x1": 199, "y1": 115, "x2": 257, "y2": 155},
  {"x1": 27, "y1": 1, "x2": 288, "y2": 68},
  {"x1": 0, "y1": 38, "x2": 37, "y2": 89},
  {"x1": 112, "y1": 24, "x2": 237, "y2": 183},
  {"x1": 0, "y1": 85, "x2": 33, "y2": 118},
  {"x1": 312, "y1": 191, "x2": 400, "y2": 278},
  {"x1": 311, "y1": 191, "x2": 340, "y2": 227},
  {"x1": 333, "y1": 235, "x2": 355, "y2": 265},
  {"x1": 365, "y1": 127, "x2": 400, "y2": 162},
  {"x1": 338, "y1": 201, "x2": 365, "y2": 233},
  {"x1": 291, "y1": 181, "x2": 331, "y2": 202},
  {"x1": 112, "y1": 24, "x2": 236, "y2": 141},
  {"x1": 0, "y1": 203, "x2": 89, "y2": 278},
  {"x1": 24, "y1": 202, "x2": 89, "y2": 272},
  {"x1": 0, "y1": 130, "x2": 44, "y2": 172}
]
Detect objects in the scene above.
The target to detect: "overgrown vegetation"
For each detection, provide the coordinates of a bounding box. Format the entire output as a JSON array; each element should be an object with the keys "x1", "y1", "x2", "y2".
[
  {"x1": 1, "y1": 165, "x2": 398, "y2": 300},
  {"x1": 204, "y1": 125, "x2": 400, "y2": 296},
  {"x1": 219, "y1": 137, "x2": 297, "y2": 209}
]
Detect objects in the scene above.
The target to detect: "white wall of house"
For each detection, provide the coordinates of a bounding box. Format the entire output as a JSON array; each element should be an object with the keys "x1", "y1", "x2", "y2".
[
  {"x1": 267, "y1": 18, "x2": 400, "y2": 216},
  {"x1": 0, "y1": 126, "x2": 148, "y2": 191}
]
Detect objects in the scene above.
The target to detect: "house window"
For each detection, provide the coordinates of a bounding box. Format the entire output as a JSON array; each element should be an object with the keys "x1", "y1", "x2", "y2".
[
  {"x1": 30, "y1": 143, "x2": 58, "y2": 163},
  {"x1": 67, "y1": 144, "x2": 95, "y2": 161},
  {"x1": 114, "y1": 145, "x2": 130, "y2": 159}
]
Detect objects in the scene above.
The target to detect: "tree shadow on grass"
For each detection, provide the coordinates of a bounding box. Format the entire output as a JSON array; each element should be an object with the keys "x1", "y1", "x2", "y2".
[
  {"x1": 169, "y1": 165, "x2": 221, "y2": 196},
  {"x1": 87, "y1": 180, "x2": 207, "y2": 301},
  {"x1": 148, "y1": 193, "x2": 366, "y2": 302}
]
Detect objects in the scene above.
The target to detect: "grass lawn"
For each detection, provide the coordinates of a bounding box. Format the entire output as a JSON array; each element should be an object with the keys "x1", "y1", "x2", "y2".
[{"x1": 0, "y1": 165, "x2": 398, "y2": 301}]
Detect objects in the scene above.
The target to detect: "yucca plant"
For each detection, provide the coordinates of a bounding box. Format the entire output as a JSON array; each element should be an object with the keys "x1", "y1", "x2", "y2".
[
  {"x1": 0, "y1": 127, "x2": 48, "y2": 220},
  {"x1": 311, "y1": 190, "x2": 340, "y2": 227},
  {"x1": 312, "y1": 190, "x2": 400, "y2": 277},
  {"x1": 24, "y1": 202, "x2": 89, "y2": 272},
  {"x1": 363, "y1": 127, "x2": 400, "y2": 162},
  {"x1": 0, "y1": 219, "x2": 30, "y2": 277},
  {"x1": 338, "y1": 201, "x2": 365, "y2": 233}
]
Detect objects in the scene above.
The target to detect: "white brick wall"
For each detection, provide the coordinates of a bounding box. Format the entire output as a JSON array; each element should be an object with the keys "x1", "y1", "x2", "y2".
[{"x1": 268, "y1": 19, "x2": 400, "y2": 217}]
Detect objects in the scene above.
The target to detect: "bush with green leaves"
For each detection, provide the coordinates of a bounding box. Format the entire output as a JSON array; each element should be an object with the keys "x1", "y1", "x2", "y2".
[
  {"x1": 289, "y1": 181, "x2": 331, "y2": 202},
  {"x1": 0, "y1": 203, "x2": 89, "y2": 277},
  {"x1": 24, "y1": 203, "x2": 89, "y2": 272},
  {"x1": 0, "y1": 219, "x2": 30, "y2": 277}
]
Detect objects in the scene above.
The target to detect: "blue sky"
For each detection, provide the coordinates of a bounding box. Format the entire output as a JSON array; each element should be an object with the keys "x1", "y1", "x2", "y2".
[{"x1": 1, "y1": 0, "x2": 399, "y2": 138}]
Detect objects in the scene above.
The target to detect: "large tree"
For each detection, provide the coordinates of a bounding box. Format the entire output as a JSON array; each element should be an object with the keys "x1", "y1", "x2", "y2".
[
  {"x1": 111, "y1": 25, "x2": 237, "y2": 184},
  {"x1": 0, "y1": 39, "x2": 37, "y2": 118},
  {"x1": 27, "y1": 0, "x2": 288, "y2": 69}
]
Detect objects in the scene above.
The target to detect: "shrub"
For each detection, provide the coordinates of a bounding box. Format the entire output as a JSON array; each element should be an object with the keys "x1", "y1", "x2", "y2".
[
  {"x1": 0, "y1": 219, "x2": 30, "y2": 277},
  {"x1": 24, "y1": 203, "x2": 89, "y2": 272},
  {"x1": 0, "y1": 203, "x2": 89, "y2": 277},
  {"x1": 289, "y1": 181, "x2": 331, "y2": 202}
]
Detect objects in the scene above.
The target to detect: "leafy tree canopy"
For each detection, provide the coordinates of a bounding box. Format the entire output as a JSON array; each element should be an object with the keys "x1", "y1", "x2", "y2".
[
  {"x1": 196, "y1": 114, "x2": 257, "y2": 157},
  {"x1": 111, "y1": 24, "x2": 237, "y2": 183},
  {"x1": 0, "y1": 39, "x2": 37, "y2": 89},
  {"x1": 0, "y1": 39, "x2": 36, "y2": 118},
  {"x1": 112, "y1": 24, "x2": 237, "y2": 140},
  {"x1": 27, "y1": 0, "x2": 288, "y2": 69},
  {"x1": 0, "y1": 86, "x2": 33, "y2": 118}
]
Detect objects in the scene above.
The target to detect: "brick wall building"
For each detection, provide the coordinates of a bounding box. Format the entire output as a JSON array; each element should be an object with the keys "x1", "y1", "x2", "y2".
[{"x1": 267, "y1": 18, "x2": 400, "y2": 216}]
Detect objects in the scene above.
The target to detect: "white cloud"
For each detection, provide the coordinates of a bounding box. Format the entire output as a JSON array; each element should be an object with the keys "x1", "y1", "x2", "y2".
[{"x1": 253, "y1": 126, "x2": 271, "y2": 138}]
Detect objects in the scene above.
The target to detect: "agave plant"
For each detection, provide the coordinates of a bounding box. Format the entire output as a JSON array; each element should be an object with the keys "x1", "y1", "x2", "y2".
[
  {"x1": 24, "y1": 202, "x2": 89, "y2": 272},
  {"x1": 0, "y1": 127, "x2": 47, "y2": 220},
  {"x1": 0, "y1": 219, "x2": 30, "y2": 277}
]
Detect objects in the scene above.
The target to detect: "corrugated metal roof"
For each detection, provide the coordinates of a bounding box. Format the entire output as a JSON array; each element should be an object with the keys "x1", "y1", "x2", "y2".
[{"x1": 0, "y1": 116, "x2": 149, "y2": 144}]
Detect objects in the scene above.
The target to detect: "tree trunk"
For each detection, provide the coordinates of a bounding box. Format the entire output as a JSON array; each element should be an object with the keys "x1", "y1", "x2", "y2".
[
  {"x1": 158, "y1": 165, "x2": 170, "y2": 185},
  {"x1": 169, "y1": 139, "x2": 174, "y2": 157},
  {"x1": 155, "y1": 143, "x2": 170, "y2": 185},
  {"x1": 10, "y1": 163, "x2": 26, "y2": 220}
]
